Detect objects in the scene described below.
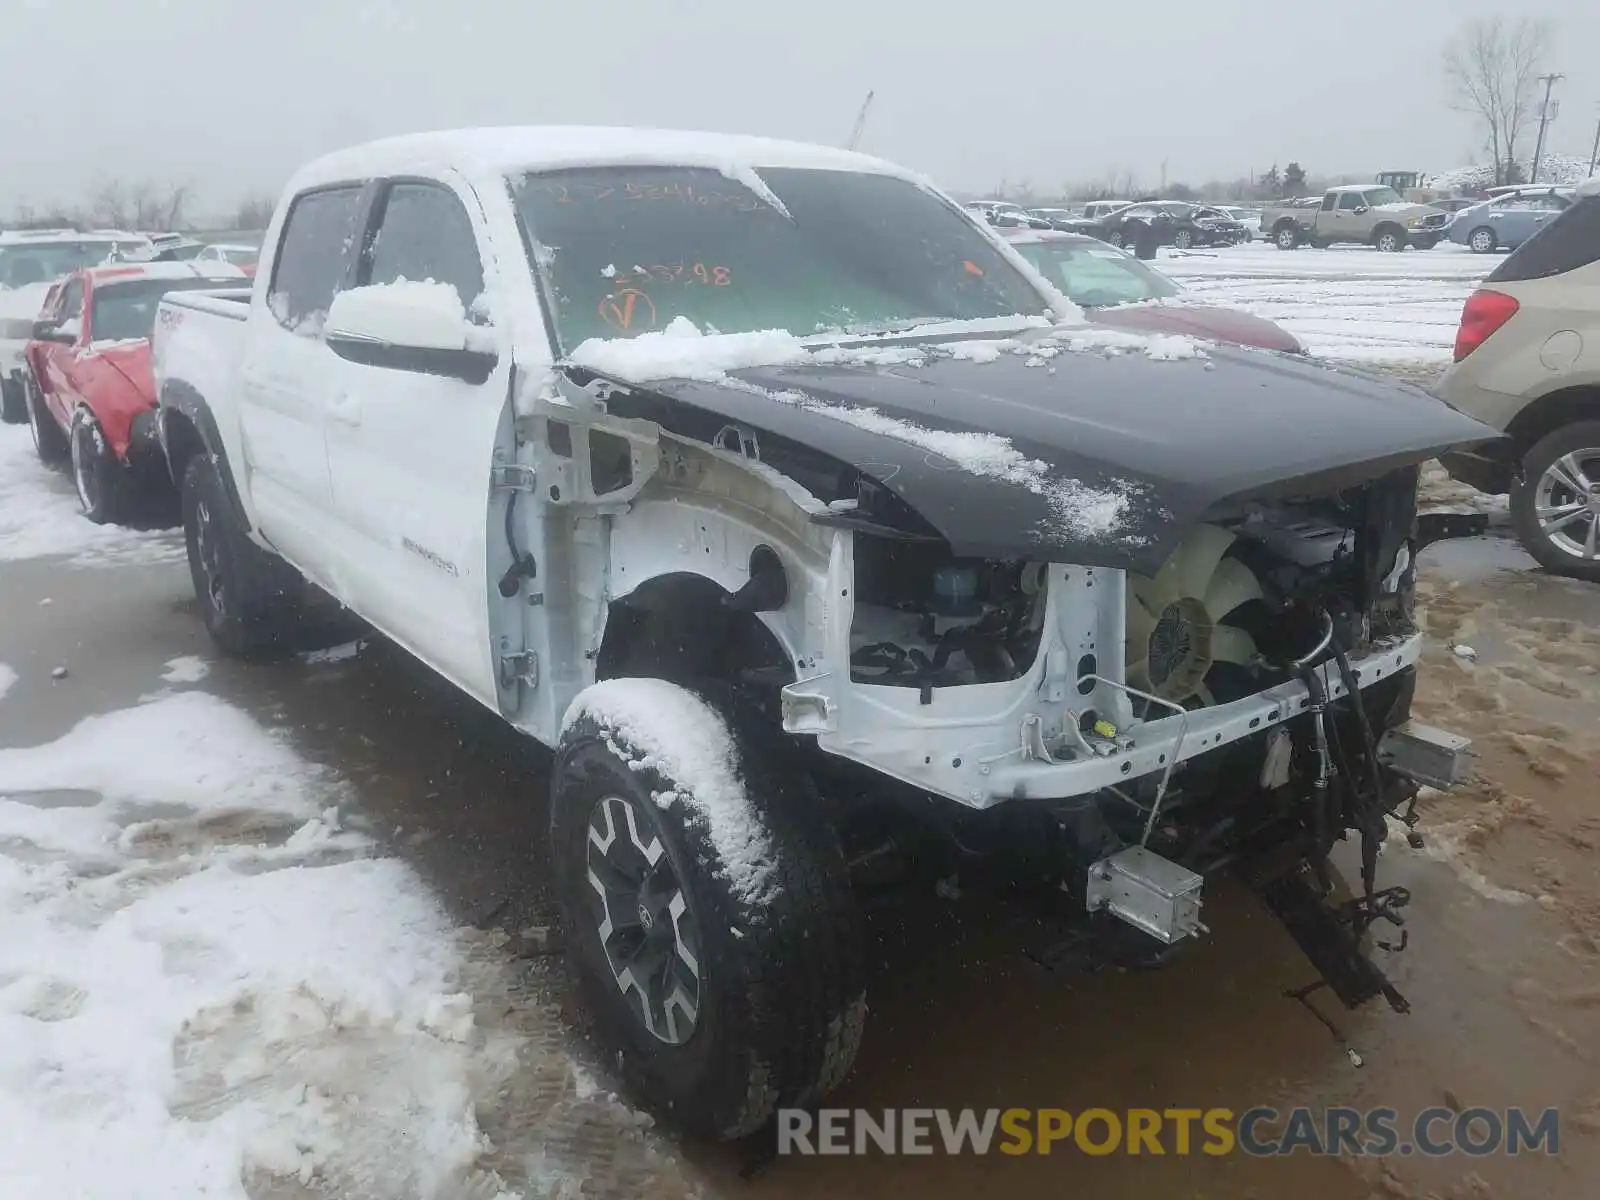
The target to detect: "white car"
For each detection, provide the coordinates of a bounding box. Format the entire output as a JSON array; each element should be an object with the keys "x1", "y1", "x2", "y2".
[
  {"x1": 0, "y1": 228, "x2": 153, "y2": 423},
  {"x1": 152, "y1": 125, "x2": 1484, "y2": 1139}
]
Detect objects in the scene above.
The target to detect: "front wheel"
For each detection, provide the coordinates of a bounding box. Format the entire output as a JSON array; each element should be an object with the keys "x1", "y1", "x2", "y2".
[
  {"x1": 1172, "y1": 229, "x2": 1193, "y2": 250},
  {"x1": 70, "y1": 409, "x2": 125, "y2": 525},
  {"x1": 1106, "y1": 229, "x2": 1125, "y2": 248},
  {"x1": 1373, "y1": 227, "x2": 1405, "y2": 253},
  {"x1": 181, "y1": 453, "x2": 307, "y2": 657},
  {"x1": 552, "y1": 679, "x2": 867, "y2": 1141},
  {"x1": 1468, "y1": 226, "x2": 1497, "y2": 254},
  {"x1": 1510, "y1": 422, "x2": 1600, "y2": 583}
]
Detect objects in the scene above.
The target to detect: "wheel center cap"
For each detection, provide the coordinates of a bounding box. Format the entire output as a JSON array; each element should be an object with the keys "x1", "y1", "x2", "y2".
[{"x1": 637, "y1": 903, "x2": 656, "y2": 931}]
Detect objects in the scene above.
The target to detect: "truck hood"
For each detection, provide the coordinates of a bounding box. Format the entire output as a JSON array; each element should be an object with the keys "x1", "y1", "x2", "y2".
[{"x1": 584, "y1": 331, "x2": 1498, "y2": 573}]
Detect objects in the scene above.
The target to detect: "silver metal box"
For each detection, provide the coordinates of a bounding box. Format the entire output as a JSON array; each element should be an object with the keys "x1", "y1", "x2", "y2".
[
  {"x1": 1085, "y1": 845, "x2": 1206, "y2": 945},
  {"x1": 1377, "y1": 721, "x2": 1473, "y2": 790}
]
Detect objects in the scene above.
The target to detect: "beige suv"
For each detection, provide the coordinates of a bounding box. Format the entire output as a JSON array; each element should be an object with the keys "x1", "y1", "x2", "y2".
[{"x1": 1437, "y1": 176, "x2": 1600, "y2": 581}]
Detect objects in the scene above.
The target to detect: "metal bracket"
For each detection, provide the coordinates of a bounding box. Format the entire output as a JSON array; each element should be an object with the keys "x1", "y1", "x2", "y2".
[
  {"x1": 491, "y1": 463, "x2": 538, "y2": 492},
  {"x1": 499, "y1": 649, "x2": 540, "y2": 691}
]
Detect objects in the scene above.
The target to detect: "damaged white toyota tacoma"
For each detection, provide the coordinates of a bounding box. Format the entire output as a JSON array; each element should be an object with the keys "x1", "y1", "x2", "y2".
[{"x1": 151, "y1": 126, "x2": 1494, "y2": 1141}]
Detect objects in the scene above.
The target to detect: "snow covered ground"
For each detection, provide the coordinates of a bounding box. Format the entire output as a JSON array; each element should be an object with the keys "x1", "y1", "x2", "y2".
[
  {"x1": 1159, "y1": 239, "x2": 1489, "y2": 366},
  {"x1": 0, "y1": 419, "x2": 183, "y2": 568}
]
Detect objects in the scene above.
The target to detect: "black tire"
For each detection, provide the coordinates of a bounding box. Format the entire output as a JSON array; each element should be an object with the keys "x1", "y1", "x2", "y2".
[
  {"x1": 1510, "y1": 421, "x2": 1600, "y2": 583},
  {"x1": 1467, "y1": 226, "x2": 1498, "y2": 254},
  {"x1": 0, "y1": 376, "x2": 25, "y2": 425},
  {"x1": 70, "y1": 409, "x2": 125, "y2": 525},
  {"x1": 1274, "y1": 223, "x2": 1301, "y2": 250},
  {"x1": 25, "y1": 378, "x2": 68, "y2": 466},
  {"x1": 1106, "y1": 228, "x2": 1125, "y2": 249},
  {"x1": 1372, "y1": 226, "x2": 1406, "y2": 253},
  {"x1": 1172, "y1": 228, "x2": 1193, "y2": 250},
  {"x1": 552, "y1": 679, "x2": 867, "y2": 1141},
  {"x1": 180, "y1": 453, "x2": 307, "y2": 657}
]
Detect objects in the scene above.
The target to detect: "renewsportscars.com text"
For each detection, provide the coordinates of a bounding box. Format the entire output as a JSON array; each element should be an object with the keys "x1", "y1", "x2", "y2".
[{"x1": 777, "y1": 1106, "x2": 1561, "y2": 1157}]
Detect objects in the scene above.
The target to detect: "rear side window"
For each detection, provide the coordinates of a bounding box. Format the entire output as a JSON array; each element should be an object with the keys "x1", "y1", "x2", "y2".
[
  {"x1": 1488, "y1": 195, "x2": 1600, "y2": 284},
  {"x1": 268, "y1": 186, "x2": 365, "y2": 333},
  {"x1": 363, "y1": 182, "x2": 485, "y2": 311}
]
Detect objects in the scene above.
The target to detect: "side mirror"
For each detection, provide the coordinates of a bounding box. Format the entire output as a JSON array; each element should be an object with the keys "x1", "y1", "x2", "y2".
[
  {"x1": 1353, "y1": 205, "x2": 1369, "y2": 215},
  {"x1": 324, "y1": 284, "x2": 497, "y2": 385},
  {"x1": 32, "y1": 318, "x2": 76, "y2": 344}
]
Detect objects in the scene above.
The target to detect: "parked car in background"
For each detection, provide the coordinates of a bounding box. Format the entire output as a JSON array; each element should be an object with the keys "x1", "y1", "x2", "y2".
[
  {"x1": 1262, "y1": 186, "x2": 1450, "y2": 252},
  {"x1": 1437, "y1": 176, "x2": 1600, "y2": 581},
  {"x1": 195, "y1": 242, "x2": 260, "y2": 274},
  {"x1": 22, "y1": 261, "x2": 246, "y2": 522},
  {"x1": 1027, "y1": 207, "x2": 1079, "y2": 229},
  {"x1": 1214, "y1": 206, "x2": 1260, "y2": 240},
  {"x1": 963, "y1": 200, "x2": 1052, "y2": 229},
  {"x1": 1071, "y1": 201, "x2": 1241, "y2": 256},
  {"x1": 1001, "y1": 228, "x2": 1302, "y2": 351},
  {"x1": 0, "y1": 228, "x2": 154, "y2": 423},
  {"x1": 151, "y1": 236, "x2": 208, "y2": 261},
  {"x1": 1446, "y1": 187, "x2": 1575, "y2": 254},
  {"x1": 1079, "y1": 199, "x2": 1132, "y2": 221}
]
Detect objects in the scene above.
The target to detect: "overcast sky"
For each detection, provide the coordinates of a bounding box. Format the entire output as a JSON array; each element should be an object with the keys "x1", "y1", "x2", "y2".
[{"x1": 3, "y1": 0, "x2": 1596, "y2": 214}]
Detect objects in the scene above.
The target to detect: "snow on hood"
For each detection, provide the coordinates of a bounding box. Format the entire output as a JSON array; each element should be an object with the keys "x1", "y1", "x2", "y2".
[
  {"x1": 0, "y1": 281, "x2": 54, "y2": 322},
  {"x1": 567, "y1": 315, "x2": 1202, "y2": 384}
]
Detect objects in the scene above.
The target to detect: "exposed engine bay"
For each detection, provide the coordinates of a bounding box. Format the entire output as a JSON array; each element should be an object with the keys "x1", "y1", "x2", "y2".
[
  {"x1": 827, "y1": 464, "x2": 1458, "y2": 1016},
  {"x1": 846, "y1": 466, "x2": 1420, "y2": 709}
]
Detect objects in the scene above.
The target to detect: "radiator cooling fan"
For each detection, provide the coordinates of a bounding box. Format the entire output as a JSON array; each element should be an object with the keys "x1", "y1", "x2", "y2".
[{"x1": 1125, "y1": 525, "x2": 1265, "y2": 707}]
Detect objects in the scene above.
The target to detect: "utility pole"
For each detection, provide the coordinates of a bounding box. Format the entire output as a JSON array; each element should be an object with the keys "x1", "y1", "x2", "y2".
[
  {"x1": 1529, "y1": 73, "x2": 1564, "y2": 183},
  {"x1": 1590, "y1": 106, "x2": 1600, "y2": 177}
]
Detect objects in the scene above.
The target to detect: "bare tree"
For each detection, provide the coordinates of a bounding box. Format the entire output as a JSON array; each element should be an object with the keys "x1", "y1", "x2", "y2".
[
  {"x1": 233, "y1": 194, "x2": 276, "y2": 231},
  {"x1": 1443, "y1": 17, "x2": 1553, "y2": 187}
]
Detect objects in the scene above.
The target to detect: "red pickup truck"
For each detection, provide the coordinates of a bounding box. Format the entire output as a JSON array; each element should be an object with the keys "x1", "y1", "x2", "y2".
[{"x1": 24, "y1": 261, "x2": 245, "y2": 523}]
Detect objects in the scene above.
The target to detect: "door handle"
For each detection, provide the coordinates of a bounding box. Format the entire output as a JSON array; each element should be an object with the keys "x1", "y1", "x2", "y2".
[{"x1": 327, "y1": 394, "x2": 362, "y2": 427}]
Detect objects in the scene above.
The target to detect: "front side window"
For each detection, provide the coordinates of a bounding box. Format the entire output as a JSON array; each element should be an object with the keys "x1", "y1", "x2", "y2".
[
  {"x1": 268, "y1": 186, "x2": 365, "y2": 333},
  {"x1": 510, "y1": 166, "x2": 1049, "y2": 350},
  {"x1": 1336, "y1": 192, "x2": 1363, "y2": 211},
  {"x1": 1013, "y1": 239, "x2": 1180, "y2": 308},
  {"x1": 89, "y1": 278, "x2": 240, "y2": 343},
  {"x1": 363, "y1": 182, "x2": 485, "y2": 310},
  {"x1": 1321, "y1": 194, "x2": 1338, "y2": 211}
]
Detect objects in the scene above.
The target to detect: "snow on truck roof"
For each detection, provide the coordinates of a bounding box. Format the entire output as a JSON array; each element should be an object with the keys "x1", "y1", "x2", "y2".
[{"x1": 290, "y1": 125, "x2": 920, "y2": 191}]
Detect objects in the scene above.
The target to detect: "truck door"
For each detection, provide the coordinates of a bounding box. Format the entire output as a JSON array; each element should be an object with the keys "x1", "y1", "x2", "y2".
[
  {"x1": 236, "y1": 185, "x2": 362, "y2": 569},
  {"x1": 320, "y1": 176, "x2": 512, "y2": 709},
  {"x1": 1328, "y1": 190, "x2": 1366, "y2": 241}
]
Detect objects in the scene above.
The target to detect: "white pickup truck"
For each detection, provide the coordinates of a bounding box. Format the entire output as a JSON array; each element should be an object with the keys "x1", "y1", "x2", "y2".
[{"x1": 152, "y1": 127, "x2": 1489, "y2": 1140}]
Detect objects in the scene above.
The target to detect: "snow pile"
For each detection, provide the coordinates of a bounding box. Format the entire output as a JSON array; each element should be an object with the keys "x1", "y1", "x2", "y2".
[
  {"x1": 0, "y1": 423, "x2": 183, "y2": 567},
  {"x1": 0, "y1": 690, "x2": 517, "y2": 1199},
  {"x1": 569, "y1": 315, "x2": 809, "y2": 382},
  {"x1": 562, "y1": 678, "x2": 779, "y2": 908},
  {"x1": 1430, "y1": 156, "x2": 1595, "y2": 193},
  {"x1": 160, "y1": 655, "x2": 209, "y2": 684}
]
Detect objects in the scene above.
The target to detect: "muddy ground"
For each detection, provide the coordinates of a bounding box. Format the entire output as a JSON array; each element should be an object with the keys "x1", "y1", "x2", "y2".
[{"x1": 1, "y1": 463, "x2": 1596, "y2": 1199}]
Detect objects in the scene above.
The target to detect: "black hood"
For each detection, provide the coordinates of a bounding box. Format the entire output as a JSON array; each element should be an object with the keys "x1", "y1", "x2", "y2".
[{"x1": 583, "y1": 332, "x2": 1498, "y2": 574}]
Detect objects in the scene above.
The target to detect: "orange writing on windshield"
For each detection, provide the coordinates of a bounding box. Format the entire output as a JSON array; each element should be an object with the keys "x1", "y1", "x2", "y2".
[
  {"x1": 598, "y1": 289, "x2": 657, "y2": 332},
  {"x1": 962, "y1": 260, "x2": 985, "y2": 276}
]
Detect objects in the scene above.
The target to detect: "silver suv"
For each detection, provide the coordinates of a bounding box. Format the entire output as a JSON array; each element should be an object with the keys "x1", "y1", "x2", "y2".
[{"x1": 1437, "y1": 176, "x2": 1600, "y2": 581}]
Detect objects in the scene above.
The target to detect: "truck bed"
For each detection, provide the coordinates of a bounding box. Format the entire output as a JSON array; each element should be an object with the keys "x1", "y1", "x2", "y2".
[{"x1": 151, "y1": 288, "x2": 253, "y2": 410}]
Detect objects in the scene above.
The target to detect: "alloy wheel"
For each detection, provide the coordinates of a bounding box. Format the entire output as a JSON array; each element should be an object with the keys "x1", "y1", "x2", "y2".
[
  {"x1": 1534, "y1": 448, "x2": 1600, "y2": 564},
  {"x1": 194, "y1": 499, "x2": 228, "y2": 616},
  {"x1": 584, "y1": 793, "x2": 703, "y2": 1045}
]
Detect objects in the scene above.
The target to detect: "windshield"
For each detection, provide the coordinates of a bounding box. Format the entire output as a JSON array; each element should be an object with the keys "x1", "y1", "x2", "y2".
[
  {"x1": 509, "y1": 166, "x2": 1050, "y2": 349},
  {"x1": 1012, "y1": 239, "x2": 1180, "y2": 307},
  {"x1": 1364, "y1": 187, "x2": 1403, "y2": 207},
  {"x1": 0, "y1": 241, "x2": 121, "y2": 289},
  {"x1": 89, "y1": 278, "x2": 236, "y2": 342}
]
